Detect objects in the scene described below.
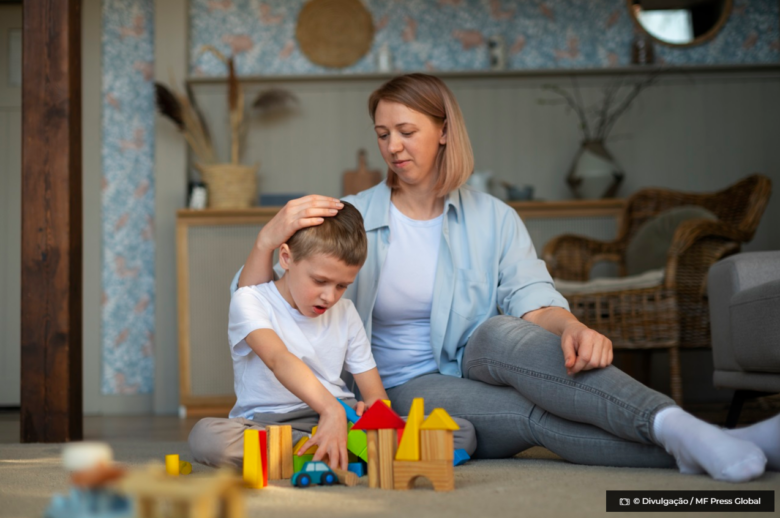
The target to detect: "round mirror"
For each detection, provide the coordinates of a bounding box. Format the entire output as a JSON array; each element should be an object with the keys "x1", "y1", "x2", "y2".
[{"x1": 628, "y1": 0, "x2": 732, "y2": 47}]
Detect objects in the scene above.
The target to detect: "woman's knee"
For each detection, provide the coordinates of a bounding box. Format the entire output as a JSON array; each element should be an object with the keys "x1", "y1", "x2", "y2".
[{"x1": 464, "y1": 315, "x2": 562, "y2": 369}]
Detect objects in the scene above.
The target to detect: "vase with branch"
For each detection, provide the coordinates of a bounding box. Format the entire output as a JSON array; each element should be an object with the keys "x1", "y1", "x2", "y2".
[
  {"x1": 154, "y1": 46, "x2": 298, "y2": 208},
  {"x1": 540, "y1": 73, "x2": 660, "y2": 199}
]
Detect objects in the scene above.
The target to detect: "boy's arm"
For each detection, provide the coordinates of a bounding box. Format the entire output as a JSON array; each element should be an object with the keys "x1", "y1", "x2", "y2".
[
  {"x1": 244, "y1": 329, "x2": 349, "y2": 470},
  {"x1": 352, "y1": 368, "x2": 388, "y2": 411}
]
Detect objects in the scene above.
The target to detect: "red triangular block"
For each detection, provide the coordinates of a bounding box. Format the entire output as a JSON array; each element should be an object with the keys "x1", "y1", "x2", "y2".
[{"x1": 352, "y1": 400, "x2": 406, "y2": 430}]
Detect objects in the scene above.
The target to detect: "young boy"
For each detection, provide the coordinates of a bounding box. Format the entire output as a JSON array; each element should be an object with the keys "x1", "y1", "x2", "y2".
[
  {"x1": 227, "y1": 202, "x2": 385, "y2": 470},
  {"x1": 189, "y1": 202, "x2": 476, "y2": 471}
]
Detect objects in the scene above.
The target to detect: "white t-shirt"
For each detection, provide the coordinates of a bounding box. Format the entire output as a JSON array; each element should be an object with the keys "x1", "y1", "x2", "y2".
[
  {"x1": 228, "y1": 281, "x2": 376, "y2": 418},
  {"x1": 371, "y1": 203, "x2": 442, "y2": 388}
]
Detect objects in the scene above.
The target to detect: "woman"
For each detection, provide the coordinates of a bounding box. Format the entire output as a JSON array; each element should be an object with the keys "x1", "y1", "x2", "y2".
[{"x1": 232, "y1": 74, "x2": 777, "y2": 482}]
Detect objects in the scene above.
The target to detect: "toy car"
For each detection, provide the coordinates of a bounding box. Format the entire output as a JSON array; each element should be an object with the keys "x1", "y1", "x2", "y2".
[{"x1": 291, "y1": 461, "x2": 338, "y2": 488}]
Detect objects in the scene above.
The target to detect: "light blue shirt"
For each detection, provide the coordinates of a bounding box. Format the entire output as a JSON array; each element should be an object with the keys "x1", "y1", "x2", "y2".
[{"x1": 231, "y1": 181, "x2": 569, "y2": 379}]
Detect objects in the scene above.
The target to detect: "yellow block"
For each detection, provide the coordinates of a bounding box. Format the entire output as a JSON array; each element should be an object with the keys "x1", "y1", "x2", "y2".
[
  {"x1": 267, "y1": 425, "x2": 281, "y2": 480},
  {"x1": 293, "y1": 435, "x2": 318, "y2": 455},
  {"x1": 395, "y1": 397, "x2": 424, "y2": 461},
  {"x1": 382, "y1": 399, "x2": 391, "y2": 408},
  {"x1": 243, "y1": 429, "x2": 263, "y2": 489},
  {"x1": 165, "y1": 454, "x2": 179, "y2": 476},
  {"x1": 179, "y1": 460, "x2": 192, "y2": 475},
  {"x1": 420, "y1": 408, "x2": 460, "y2": 431}
]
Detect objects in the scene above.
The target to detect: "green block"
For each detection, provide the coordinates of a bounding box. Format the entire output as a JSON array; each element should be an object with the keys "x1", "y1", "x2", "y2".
[
  {"x1": 293, "y1": 453, "x2": 314, "y2": 473},
  {"x1": 347, "y1": 430, "x2": 368, "y2": 462}
]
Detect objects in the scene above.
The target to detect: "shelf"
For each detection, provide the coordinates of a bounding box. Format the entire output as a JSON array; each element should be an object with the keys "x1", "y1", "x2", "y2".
[{"x1": 186, "y1": 63, "x2": 780, "y2": 85}]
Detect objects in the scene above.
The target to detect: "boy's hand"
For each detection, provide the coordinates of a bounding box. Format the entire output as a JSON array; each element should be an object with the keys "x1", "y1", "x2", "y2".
[
  {"x1": 355, "y1": 401, "x2": 366, "y2": 417},
  {"x1": 297, "y1": 403, "x2": 349, "y2": 471}
]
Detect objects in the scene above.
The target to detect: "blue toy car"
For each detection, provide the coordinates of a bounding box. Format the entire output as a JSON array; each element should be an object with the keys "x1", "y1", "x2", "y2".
[{"x1": 291, "y1": 461, "x2": 338, "y2": 488}]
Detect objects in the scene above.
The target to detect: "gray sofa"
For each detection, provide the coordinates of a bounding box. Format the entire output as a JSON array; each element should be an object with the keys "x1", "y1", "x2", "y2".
[{"x1": 708, "y1": 251, "x2": 780, "y2": 427}]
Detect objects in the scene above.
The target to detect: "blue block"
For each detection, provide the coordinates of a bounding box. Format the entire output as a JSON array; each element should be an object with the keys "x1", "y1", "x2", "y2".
[
  {"x1": 347, "y1": 462, "x2": 365, "y2": 478},
  {"x1": 453, "y1": 448, "x2": 470, "y2": 467},
  {"x1": 338, "y1": 399, "x2": 361, "y2": 425}
]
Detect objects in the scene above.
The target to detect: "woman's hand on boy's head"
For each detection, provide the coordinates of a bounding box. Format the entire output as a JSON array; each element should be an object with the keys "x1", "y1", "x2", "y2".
[{"x1": 257, "y1": 195, "x2": 344, "y2": 251}]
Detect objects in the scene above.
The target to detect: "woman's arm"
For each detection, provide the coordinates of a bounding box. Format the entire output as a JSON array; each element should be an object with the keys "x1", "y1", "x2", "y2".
[
  {"x1": 522, "y1": 307, "x2": 613, "y2": 376},
  {"x1": 244, "y1": 328, "x2": 350, "y2": 470},
  {"x1": 238, "y1": 195, "x2": 344, "y2": 288}
]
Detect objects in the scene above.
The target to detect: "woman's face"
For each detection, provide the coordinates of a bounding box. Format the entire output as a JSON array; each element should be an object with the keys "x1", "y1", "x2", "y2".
[{"x1": 374, "y1": 100, "x2": 446, "y2": 191}]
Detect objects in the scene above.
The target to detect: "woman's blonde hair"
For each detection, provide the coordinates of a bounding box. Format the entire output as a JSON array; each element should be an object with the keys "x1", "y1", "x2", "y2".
[{"x1": 368, "y1": 74, "x2": 474, "y2": 197}]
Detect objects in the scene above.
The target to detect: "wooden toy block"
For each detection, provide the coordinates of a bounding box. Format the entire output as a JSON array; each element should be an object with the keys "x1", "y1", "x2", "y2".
[
  {"x1": 347, "y1": 462, "x2": 365, "y2": 477},
  {"x1": 280, "y1": 425, "x2": 293, "y2": 479},
  {"x1": 382, "y1": 399, "x2": 391, "y2": 408},
  {"x1": 352, "y1": 400, "x2": 406, "y2": 431},
  {"x1": 267, "y1": 425, "x2": 281, "y2": 480},
  {"x1": 165, "y1": 454, "x2": 179, "y2": 476},
  {"x1": 293, "y1": 436, "x2": 318, "y2": 455},
  {"x1": 293, "y1": 453, "x2": 314, "y2": 473},
  {"x1": 366, "y1": 430, "x2": 379, "y2": 488},
  {"x1": 119, "y1": 465, "x2": 244, "y2": 518},
  {"x1": 420, "y1": 408, "x2": 460, "y2": 431},
  {"x1": 259, "y1": 430, "x2": 268, "y2": 488},
  {"x1": 243, "y1": 429, "x2": 262, "y2": 489},
  {"x1": 453, "y1": 448, "x2": 470, "y2": 466},
  {"x1": 378, "y1": 428, "x2": 397, "y2": 490},
  {"x1": 179, "y1": 460, "x2": 192, "y2": 475},
  {"x1": 347, "y1": 429, "x2": 368, "y2": 462},
  {"x1": 338, "y1": 399, "x2": 361, "y2": 424},
  {"x1": 393, "y1": 460, "x2": 454, "y2": 492},
  {"x1": 421, "y1": 429, "x2": 453, "y2": 461},
  {"x1": 395, "y1": 398, "x2": 424, "y2": 461},
  {"x1": 331, "y1": 467, "x2": 359, "y2": 487}
]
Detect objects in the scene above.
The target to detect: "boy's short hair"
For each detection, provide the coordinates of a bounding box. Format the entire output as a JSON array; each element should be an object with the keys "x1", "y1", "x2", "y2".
[{"x1": 286, "y1": 201, "x2": 367, "y2": 266}]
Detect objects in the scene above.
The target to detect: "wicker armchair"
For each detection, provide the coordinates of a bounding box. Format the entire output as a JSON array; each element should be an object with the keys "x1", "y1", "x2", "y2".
[{"x1": 543, "y1": 174, "x2": 772, "y2": 404}]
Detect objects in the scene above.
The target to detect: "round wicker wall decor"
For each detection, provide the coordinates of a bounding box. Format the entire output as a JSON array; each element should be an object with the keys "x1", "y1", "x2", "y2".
[{"x1": 296, "y1": 0, "x2": 374, "y2": 69}]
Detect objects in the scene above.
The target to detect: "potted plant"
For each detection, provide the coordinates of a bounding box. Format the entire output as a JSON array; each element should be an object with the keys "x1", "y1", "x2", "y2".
[
  {"x1": 154, "y1": 46, "x2": 298, "y2": 208},
  {"x1": 540, "y1": 73, "x2": 661, "y2": 199}
]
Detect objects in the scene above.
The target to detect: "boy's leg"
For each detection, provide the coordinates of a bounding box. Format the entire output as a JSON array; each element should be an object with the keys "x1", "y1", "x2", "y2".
[{"x1": 189, "y1": 401, "x2": 360, "y2": 469}]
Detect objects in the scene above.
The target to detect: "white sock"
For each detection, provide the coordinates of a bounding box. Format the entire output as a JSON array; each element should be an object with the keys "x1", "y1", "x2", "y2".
[
  {"x1": 724, "y1": 413, "x2": 780, "y2": 471},
  {"x1": 653, "y1": 406, "x2": 766, "y2": 482}
]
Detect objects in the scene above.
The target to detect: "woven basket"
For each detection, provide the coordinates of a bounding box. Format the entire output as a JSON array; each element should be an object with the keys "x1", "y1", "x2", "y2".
[{"x1": 197, "y1": 163, "x2": 258, "y2": 209}]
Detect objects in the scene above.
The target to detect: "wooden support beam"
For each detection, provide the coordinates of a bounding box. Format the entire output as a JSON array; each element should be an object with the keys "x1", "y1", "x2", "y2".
[{"x1": 20, "y1": 0, "x2": 83, "y2": 442}]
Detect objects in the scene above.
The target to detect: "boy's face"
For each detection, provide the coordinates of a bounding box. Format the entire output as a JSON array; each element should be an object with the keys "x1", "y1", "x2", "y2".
[{"x1": 278, "y1": 246, "x2": 361, "y2": 318}]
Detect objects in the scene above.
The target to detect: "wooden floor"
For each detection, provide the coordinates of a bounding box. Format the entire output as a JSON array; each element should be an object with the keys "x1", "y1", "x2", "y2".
[{"x1": 2, "y1": 395, "x2": 779, "y2": 444}]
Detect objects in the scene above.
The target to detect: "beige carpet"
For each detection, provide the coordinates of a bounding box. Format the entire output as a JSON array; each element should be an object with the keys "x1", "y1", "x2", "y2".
[{"x1": 0, "y1": 441, "x2": 777, "y2": 518}]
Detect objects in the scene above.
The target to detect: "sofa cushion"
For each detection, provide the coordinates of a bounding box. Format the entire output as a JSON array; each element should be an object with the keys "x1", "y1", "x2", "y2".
[
  {"x1": 730, "y1": 278, "x2": 780, "y2": 373},
  {"x1": 625, "y1": 206, "x2": 718, "y2": 276},
  {"x1": 555, "y1": 268, "x2": 664, "y2": 296}
]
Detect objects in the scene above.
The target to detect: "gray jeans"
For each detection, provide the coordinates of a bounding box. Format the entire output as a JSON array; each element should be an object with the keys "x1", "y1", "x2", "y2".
[
  {"x1": 385, "y1": 315, "x2": 677, "y2": 468},
  {"x1": 189, "y1": 398, "x2": 477, "y2": 469}
]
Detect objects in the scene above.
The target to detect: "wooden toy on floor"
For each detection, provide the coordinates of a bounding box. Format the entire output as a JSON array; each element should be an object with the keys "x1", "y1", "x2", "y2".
[
  {"x1": 118, "y1": 465, "x2": 244, "y2": 518},
  {"x1": 243, "y1": 429, "x2": 267, "y2": 489},
  {"x1": 352, "y1": 399, "x2": 406, "y2": 489},
  {"x1": 352, "y1": 398, "x2": 460, "y2": 492},
  {"x1": 393, "y1": 406, "x2": 459, "y2": 491},
  {"x1": 44, "y1": 443, "x2": 131, "y2": 518},
  {"x1": 265, "y1": 425, "x2": 293, "y2": 480}
]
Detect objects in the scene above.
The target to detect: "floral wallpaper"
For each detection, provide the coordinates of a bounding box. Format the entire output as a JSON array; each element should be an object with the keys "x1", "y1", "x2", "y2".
[
  {"x1": 190, "y1": 0, "x2": 779, "y2": 76},
  {"x1": 101, "y1": 0, "x2": 156, "y2": 394}
]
